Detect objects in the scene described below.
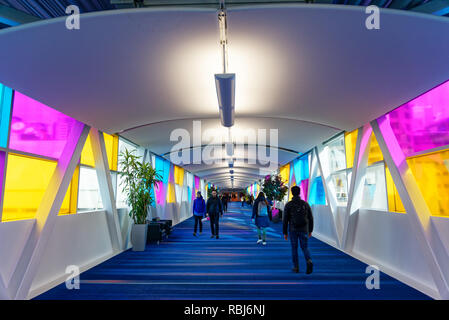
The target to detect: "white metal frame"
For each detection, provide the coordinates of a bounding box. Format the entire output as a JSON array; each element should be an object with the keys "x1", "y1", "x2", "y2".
[{"x1": 306, "y1": 119, "x2": 449, "y2": 299}]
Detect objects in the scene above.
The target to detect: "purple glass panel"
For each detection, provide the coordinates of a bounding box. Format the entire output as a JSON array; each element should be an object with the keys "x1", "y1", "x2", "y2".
[
  {"x1": 155, "y1": 181, "x2": 167, "y2": 206},
  {"x1": 300, "y1": 179, "x2": 309, "y2": 201},
  {"x1": 9, "y1": 92, "x2": 81, "y2": 159},
  {"x1": 384, "y1": 80, "x2": 449, "y2": 156},
  {"x1": 168, "y1": 164, "x2": 175, "y2": 184},
  {"x1": 0, "y1": 151, "x2": 5, "y2": 209},
  {"x1": 194, "y1": 176, "x2": 200, "y2": 190}
]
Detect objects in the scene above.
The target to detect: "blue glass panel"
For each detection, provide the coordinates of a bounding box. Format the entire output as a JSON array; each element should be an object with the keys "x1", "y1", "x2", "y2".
[
  {"x1": 309, "y1": 177, "x2": 326, "y2": 205},
  {"x1": 0, "y1": 83, "x2": 13, "y2": 148},
  {"x1": 155, "y1": 156, "x2": 170, "y2": 184},
  {"x1": 293, "y1": 153, "x2": 309, "y2": 182}
]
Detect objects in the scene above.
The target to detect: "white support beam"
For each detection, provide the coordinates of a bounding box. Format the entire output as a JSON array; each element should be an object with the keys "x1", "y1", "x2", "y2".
[
  {"x1": 90, "y1": 129, "x2": 123, "y2": 252},
  {"x1": 341, "y1": 125, "x2": 370, "y2": 250},
  {"x1": 0, "y1": 270, "x2": 8, "y2": 299},
  {"x1": 313, "y1": 146, "x2": 341, "y2": 248},
  {"x1": 13, "y1": 122, "x2": 90, "y2": 300},
  {"x1": 371, "y1": 118, "x2": 449, "y2": 300}
]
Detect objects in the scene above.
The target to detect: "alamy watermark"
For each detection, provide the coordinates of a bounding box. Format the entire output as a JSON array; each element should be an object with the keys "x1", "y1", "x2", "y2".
[
  {"x1": 365, "y1": 265, "x2": 380, "y2": 290},
  {"x1": 65, "y1": 5, "x2": 80, "y2": 30},
  {"x1": 65, "y1": 265, "x2": 80, "y2": 290},
  {"x1": 169, "y1": 121, "x2": 278, "y2": 175},
  {"x1": 365, "y1": 5, "x2": 380, "y2": 30}
]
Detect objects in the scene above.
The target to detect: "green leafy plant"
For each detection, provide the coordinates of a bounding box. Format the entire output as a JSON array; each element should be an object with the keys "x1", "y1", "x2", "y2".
[
  {"x1": 118, "y1": 148, "x2": 162, "y2": 224},
  {"x1": 207, "y1": 186, "x2": 218, "y2": 199},
  {"x1": 262, "y1": 174, "x2": 288, "y2": 201}
]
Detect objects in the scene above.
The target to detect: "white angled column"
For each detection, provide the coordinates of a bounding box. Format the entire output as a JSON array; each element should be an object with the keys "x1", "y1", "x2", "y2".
[
  {"x1": 13, "y1": 122, "x2": 90, "y2": 300},
  {"x1": 341, "y1": 125, "x2": 370, "y2": 250},
  {"x1": 313, "y1": 146, "x2": 341, "y2": 248},
  {"x1": 0, "y1": 273, "x2": 8, "y2": 299},
  {"x1": 90, "y1": 129, "x2": 123, "y2": 252},
  {"x1": 371, "y1": 118, "x2": 449, "y2": 299}
]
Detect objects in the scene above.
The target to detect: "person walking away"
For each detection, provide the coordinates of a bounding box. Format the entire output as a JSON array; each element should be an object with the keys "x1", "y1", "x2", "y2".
[
  {"x1": 222, "y1": 194, "x2": 228, "y2": 213},
  {"x1": 206, "y1": 190, "x2": 223, "y2": 239},
  {"x1": 283, "y1": 186, "x2": 314, "y2": 274},
  {"x1": 241, "y1": 195, "x2": 245, "y2": 207},
  {"x1": 252, "y1": 192, "x2": 272, "y2": 245},
  {"x1": 193, "y1": 191, "x2": 206, "y2": 236}
]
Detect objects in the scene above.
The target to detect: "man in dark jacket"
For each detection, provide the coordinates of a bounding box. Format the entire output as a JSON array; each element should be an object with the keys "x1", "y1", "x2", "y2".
[
  {"x1": 206, "y1": 190, "x2": 223, "y2": 239},
  {"x1": 221, "y1": 194, "x2": 228, "y2": 213},
  {"x1": 283, "y1": 186, "x2": 314, "y2": 274}
]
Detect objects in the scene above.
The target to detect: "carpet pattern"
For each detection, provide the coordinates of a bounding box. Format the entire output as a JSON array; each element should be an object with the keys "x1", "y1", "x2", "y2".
[{"x1": 36, "y1": 202, "x2": 431, "y2": 300}]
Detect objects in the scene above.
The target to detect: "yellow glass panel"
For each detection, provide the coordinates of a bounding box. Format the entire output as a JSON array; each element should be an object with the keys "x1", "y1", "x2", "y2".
[
  {"x1": 167, "y1": 183, "x2": 176, "y2": 203},
  {"x1": 367, "y1": 132, "x2": 384, "y2": 166},
  {"x1": 385, "y1": 166, "x2": 405, "y2": 213},
  {"x1": 408, "y1": 150, "x2": 449, "y2": 217},
  {"x1": 3, "y1": 154, "x2": 56, "y2": 221},
  {"x1": 289, "y1": 181, "x2": 296, "y2": 200},
  {"x1": 345, "y1": 130, "x2": 358, "y2": 168},
  {"x1": 104, "y1": 133, "x2": 118, "y2": 171},
  {"x1": 280, "y1": 163, "x2": 290, "y2": 184},
  {"x1": 80, "y1": 132, "x2": 118, "y2": 171},
  {"x1": 174, "y1": 166, "x2": 184, "y2": 186},
  {"x1": 80, "y1": 133, "x2": 95, "y2": 167},
  {"x1": 59, "y1": 166, "x2": 79, "y2": 215}
]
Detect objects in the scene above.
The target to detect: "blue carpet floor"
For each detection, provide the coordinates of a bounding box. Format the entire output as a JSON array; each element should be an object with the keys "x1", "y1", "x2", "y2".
[{"x1": 36, "y1": 202, "x2": 431, "y2": 300}]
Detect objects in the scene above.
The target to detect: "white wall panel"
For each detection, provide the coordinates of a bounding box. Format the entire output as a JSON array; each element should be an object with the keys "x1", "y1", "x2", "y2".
[
  {"x1": 351, "y1": 209, "x2": 437, "y2": 298},
  {"x1": 0, "y1": 220, "x2": 35, "y2": 287},
  {"x1": 28, "y1": 211, "x2": 113, "y2": 298},
  {"x1": 311, "y1": 205, "x2": 338, "y2": 247},
  {"x1": 431, "y1": 217, "x2": 449, "y2": 258}
]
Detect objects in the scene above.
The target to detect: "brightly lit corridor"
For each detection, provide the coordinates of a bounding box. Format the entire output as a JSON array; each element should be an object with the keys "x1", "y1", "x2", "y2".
[{"x1": 0, "y1": 0, "x2": 448, "y2": 300}]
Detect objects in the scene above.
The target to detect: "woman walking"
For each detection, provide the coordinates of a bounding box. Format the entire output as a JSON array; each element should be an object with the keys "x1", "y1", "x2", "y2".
[
  {"x1": 193, "y1": 191, "x2": 206, "y2": 236},
  {"x1": 251, "y1": 192, "x2": 272, "y2": 245}
]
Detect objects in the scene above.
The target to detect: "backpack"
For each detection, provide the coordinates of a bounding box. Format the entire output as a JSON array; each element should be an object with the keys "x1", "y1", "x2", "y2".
[
  {"x1": 258, "y1": 202, "x2": 268, "y2": 217},
  {"x1": 290, "y1": 200, "x2": 308, "y2": 228}
]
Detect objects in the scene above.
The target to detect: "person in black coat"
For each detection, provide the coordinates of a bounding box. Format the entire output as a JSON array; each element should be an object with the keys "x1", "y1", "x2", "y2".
[
  {"x1": 283, "y1": 186, "x2": 314, "y2": 274},
  {"x1": 206, "y1": 190, "x2": 223, "y2": 239}
]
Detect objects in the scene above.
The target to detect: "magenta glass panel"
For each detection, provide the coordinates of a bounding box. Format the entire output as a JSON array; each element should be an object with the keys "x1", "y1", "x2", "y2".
[
  {"x1": 0, "y1": 151, "x2": 5, "y2": 209},
  {"x1": 300, "y1": 179, "x2": 309, "y2": 201},
  {"x1": 383, "y1": 80, "x2": 449, "y2": 156},
  {"x1": 155, "y1": 181, "x2": 167, "y2": 206},
  {"x1": 195, "y1": 176, "x2": 200, "y2": 190},
  {"x1": 9, "y1": 92, "x2": 81, "y2": 159}
]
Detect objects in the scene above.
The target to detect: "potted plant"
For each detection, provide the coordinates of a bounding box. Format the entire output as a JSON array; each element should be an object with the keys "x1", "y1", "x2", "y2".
[
  {"x1": 119, "y1": 149, "x2": 162, "y2": 251},
  {"x1": 261, "y1": 174, "x2": 288, "y2": 222}
]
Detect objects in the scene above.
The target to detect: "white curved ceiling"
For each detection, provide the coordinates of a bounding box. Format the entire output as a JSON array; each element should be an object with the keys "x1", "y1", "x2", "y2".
[{"x1": 0, "y1": 5, "x2": 448, "y2": 188}]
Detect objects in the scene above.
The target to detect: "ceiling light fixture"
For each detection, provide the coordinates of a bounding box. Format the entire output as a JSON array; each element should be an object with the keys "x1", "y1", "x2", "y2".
[{"x1": 215, "y1": 0, "x2": 235, "y2": 128}]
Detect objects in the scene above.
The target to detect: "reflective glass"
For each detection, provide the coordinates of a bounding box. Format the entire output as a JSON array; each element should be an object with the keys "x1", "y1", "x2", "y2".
[
  {"x1": 408, "y1": 149, "x2": 449, "y2": 216},
  {"x1": 385, "y1": 79, "x2": 449, "y2": 157},
  {"x1": 9, "y1": 91, "x2": 81, "y2": 159}
]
